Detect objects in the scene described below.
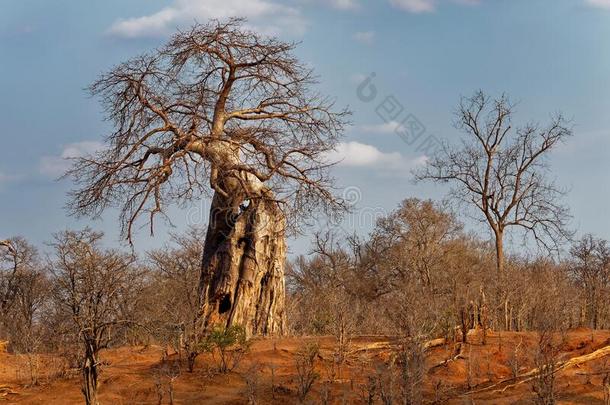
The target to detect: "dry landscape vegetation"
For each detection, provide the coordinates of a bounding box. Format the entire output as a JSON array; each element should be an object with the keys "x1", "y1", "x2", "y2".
[
  {"x1": 1, "y1": 18, "x2": 610, "y2": 405},
  {"x1": 2, "y1": 330, "x2": 610, "y2": 403}
]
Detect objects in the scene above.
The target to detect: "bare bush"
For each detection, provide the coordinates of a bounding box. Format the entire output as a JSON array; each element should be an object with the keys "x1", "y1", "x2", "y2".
[
  {"x1": 243, "y1": 362, "x2": 262, "y2": 405},
  {"x1": 154, "y1": 358, "x2": 181, "y2": 405},
  {"x1": 395, "y1": 339, "x2": 426, "y2": 405},
  {"x1": 531, "y1": 328, "x2": 562, "y2": 405},
  {"x1": 145, "y1": 227, "x2": 204, "y2": 371},
  {"x1": 294, "y1": 342, "x2": 320, "y2": 402}
]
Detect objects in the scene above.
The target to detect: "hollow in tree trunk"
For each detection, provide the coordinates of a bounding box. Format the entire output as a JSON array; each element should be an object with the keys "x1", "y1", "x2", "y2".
[{"x1": 198, "y1": 191, "x2": 286, "y2": 337}]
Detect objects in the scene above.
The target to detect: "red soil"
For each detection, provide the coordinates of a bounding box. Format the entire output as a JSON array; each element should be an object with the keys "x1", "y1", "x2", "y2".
[{"x1": 1, "y1": 329, "x2": 609, "y2": 404}]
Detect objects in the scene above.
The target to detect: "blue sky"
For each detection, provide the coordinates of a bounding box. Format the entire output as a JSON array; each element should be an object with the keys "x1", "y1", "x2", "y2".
[{"x1": 1, "y1": 0, "x2": 609, "y2": 254}]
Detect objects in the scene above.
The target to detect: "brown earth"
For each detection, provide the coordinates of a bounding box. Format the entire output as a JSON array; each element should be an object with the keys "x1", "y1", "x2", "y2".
[{"x1": 1, "y1": 329, "x2": 609, "y2": 404}]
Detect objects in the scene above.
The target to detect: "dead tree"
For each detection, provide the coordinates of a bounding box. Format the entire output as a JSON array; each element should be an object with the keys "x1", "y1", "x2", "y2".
[
  {"x1": 0, "y1": 240, "x2": 19, "y2": 317},
  {"x1": 0, "y1": 238, "x2": 37, "y2": 324},
  {"x1": 49, "y1": 229, "x2": 142, "y2": 405},
  {"x1": 416, "y1": 91, "x2": 572, "y2": 274},
  {"x1": 147, "y1": 227, "x2": 205, "y2": 371},
  {"x1": 67, "y1": 19, "x2": 349, "y2": 336},
  {"x1": 0, "y1": 238, "x2": 47, "y2": 359},
  {"x1": 570, "y1": 234, "x2": 610, "y2": 329}
]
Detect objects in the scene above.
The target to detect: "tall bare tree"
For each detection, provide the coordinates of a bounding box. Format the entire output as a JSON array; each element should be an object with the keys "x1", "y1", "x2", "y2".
[
  {"x1": 67, "y1": 19, "x2": 349, "y2": 336},
  {"x1": 416, "y1": 91, "x2": 572, "y2": 273},
  {"x1": 49, "y1": 229, "x2": 142, "y2": 405}
]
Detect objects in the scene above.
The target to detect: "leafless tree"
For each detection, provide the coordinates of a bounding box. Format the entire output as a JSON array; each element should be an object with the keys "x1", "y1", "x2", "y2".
[
  {"x1": 531, "y1": 324, "x2": 563, "y2": 405},
  {"x1": 0, "y1": 240, "x2": 20, "y2": 325},
  {"x1": 0, "y1": 238, "x2": 49, "y2": 385},
  {"x1": 294, "y1": 342, "x2": 320, "y2": 402},
  {"x1": 570, "y1": 234, "x2": 610, "y2": 329},
  {"x1": 48, "y1": 229, "x2": 143, "y2": 405},
  {"x1": 146, "y1": 227, "x2": 204, "y2": 371},
  {"x1": 373, "y1": 198, "x2": 462, "y2": 288},
  {"x1": 416, "y1": 91, "x2": 572, "y2": 273},
  {"x1": 66, "y1": 18, "x2": 349, "y2": 336},
  {"x1": 0, "y1": 238, "x2": 44, "y2": 339}
]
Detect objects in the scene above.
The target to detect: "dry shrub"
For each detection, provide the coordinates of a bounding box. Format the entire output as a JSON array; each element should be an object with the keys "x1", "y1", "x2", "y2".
[{"x1": 294, "y1": 342, "x2": 320, "y2": 402}]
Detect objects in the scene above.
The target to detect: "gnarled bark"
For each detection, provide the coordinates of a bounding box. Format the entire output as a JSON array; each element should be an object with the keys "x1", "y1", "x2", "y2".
[{"x1": 198, "y1": 191, "x2": 286, "y2": 337}]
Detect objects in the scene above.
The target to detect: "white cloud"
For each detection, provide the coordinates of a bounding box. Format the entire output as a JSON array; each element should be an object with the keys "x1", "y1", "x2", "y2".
[
  {"x1": 325, "y1": 141, "x2": 427, "y2": 171},
  {"x1": 40, "y1": 141, "x2": 104, "y2": 178},
  {"x1": 454, "y1": 0, "x2": 480, "y2": 5},
  {"x1": 389, "y1": 0, "x2": 480, "y2": 13},
  {"x1": 586, "y1": 0, "x2": 610, "y2": 9},
  {"x1": 353, "y1": 31, "x2": 375, "y2": 45},
  {"x1": 328, "y1": 141, "x2": 401, "y2": 167},
  {"x1": 358, "y1": 121, "x2": 402, "y2": 134},
  {"x1": 329, "y1": 0, "x2": 359, "y2": 10},
  {"x1": 301, "y1": 0, "x2": 359, "y2": 10},
  {"x1": 107, "y1": 0, "x2": 306, "y2": 38},
  {"x1": 390, "y1": 0, "x2": 436, "y2": 13}
]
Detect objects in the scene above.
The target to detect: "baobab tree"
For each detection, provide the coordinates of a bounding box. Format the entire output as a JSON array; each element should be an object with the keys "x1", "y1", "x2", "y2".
[
  {"x1": 416, "y1": 91, "x2": 572, "y2": 274},
  {"x1": 67, "y1": 19, "x2": 349, "y2": 336}
]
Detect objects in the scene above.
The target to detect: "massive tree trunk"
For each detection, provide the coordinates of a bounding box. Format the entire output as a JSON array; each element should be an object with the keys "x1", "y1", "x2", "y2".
[{"x1": 198, "y1": 190, "x2": 286, "y2": 337}]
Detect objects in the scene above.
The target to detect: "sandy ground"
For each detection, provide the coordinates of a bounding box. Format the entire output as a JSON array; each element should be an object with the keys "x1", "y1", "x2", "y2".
[{"x1": 1, "y1": 329, "x2": 609, "y2": 404}]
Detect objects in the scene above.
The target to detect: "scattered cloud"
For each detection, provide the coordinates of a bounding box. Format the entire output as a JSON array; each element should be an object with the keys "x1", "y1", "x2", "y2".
[
  {"x1": 585, "y1": 0, "x2": 610, "y2": 9},
  {"x1": 358, "y1": 121, "x2": 402, "y2": 134},
  {"x1": 107, "y1": 0, "x2": 306, "y2": 39},
  {"x1": 389, "y1": 0, "x2": 480, "y2": 13},
  {"x1": 40, "y1": 141, "x2": 104, "y2": 178},
  {"x1": 390, "y1": 0, "x2": 436, "y2": 13},
  {"x1": 454, "y1": 0, "x2": 480, "y2": 5},
  {"x1": 301, "y1": 0, "x2": 359, "y2": 10},
  {"x1": 328, "y1": 0, "x2": 359, "y2": 10},
  {"x1": 325, "y1": 141, "x2": 427, "y2": 171},
  {"x1": 353, "y1": 31, "x2": 375, "y2": 45},
  {"x1": 326, "y1": 141, "x2": 401, "y2": 167}
]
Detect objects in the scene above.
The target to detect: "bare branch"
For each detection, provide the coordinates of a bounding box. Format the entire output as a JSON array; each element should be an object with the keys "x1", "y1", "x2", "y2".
[{"x1": 67, "y1": 19, "x2": 350, "y2": 242}]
